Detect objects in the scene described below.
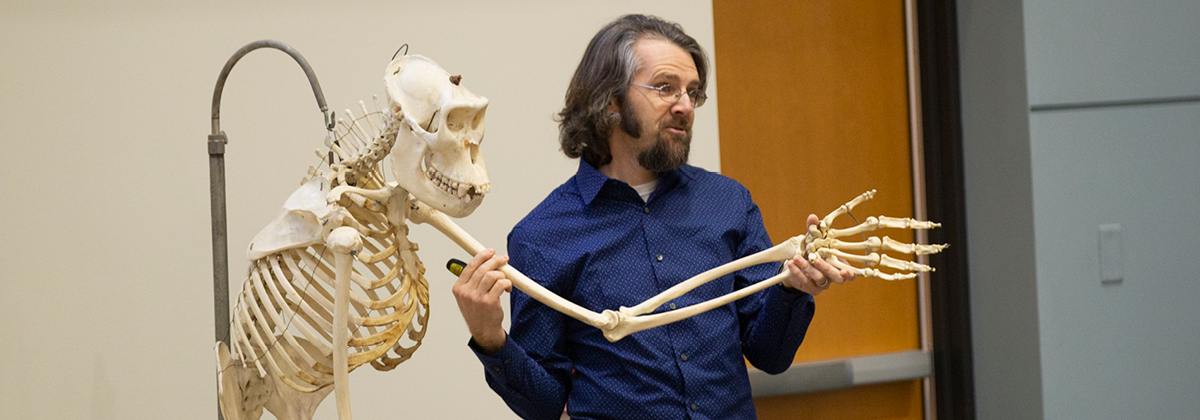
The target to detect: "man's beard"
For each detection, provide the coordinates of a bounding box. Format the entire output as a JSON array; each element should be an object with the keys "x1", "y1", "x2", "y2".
[{"x1": 637, "y1": 118, "x2": 692, "y2": 173}]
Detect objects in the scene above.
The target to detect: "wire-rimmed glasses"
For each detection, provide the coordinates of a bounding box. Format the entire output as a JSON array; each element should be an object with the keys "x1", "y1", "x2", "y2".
[{"x1": 631, "y1": 83, "x2": 707, "y2": 107}]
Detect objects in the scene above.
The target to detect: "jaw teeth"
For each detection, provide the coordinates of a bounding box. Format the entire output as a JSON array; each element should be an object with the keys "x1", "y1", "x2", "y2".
[{"x1": 425, "y1": 166, "x2": 491, "y2": 203}]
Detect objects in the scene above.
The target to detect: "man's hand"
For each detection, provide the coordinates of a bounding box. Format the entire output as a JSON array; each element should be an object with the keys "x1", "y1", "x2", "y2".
[
  {"x1": 781, "y1": 214, "x2": 856, "y2": 296},
  {"x1": 451, "y1": 248, "x2": 512, "y2": 355}
]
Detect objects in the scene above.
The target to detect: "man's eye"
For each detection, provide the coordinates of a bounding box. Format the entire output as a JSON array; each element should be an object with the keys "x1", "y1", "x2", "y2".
[{"x1": 657, "y1": 85, "x2": 678, "y2": 94}]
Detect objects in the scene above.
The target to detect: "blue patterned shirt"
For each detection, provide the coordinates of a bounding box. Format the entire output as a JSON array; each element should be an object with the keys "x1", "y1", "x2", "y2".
[{"x1": 470, "y1": 160, "x2": 815, "y2": 420}]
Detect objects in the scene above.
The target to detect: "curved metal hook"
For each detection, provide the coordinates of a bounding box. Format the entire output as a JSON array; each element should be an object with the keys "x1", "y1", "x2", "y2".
[
  {"x1": 392, "y1": 44, "x2": 409, "y2": 60},
  {"x1": 210, "y1": 39, "x2": 330, "y2": 136}
]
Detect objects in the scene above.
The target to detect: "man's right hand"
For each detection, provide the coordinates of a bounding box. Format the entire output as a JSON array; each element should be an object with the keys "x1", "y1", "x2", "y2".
[{"x1": 451, "y1": 248, "x2": 512, "y2": 356}]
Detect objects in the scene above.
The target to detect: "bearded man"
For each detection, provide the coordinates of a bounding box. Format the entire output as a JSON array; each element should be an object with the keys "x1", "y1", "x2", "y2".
[{"x1": 452, "y1": 14, "x2": 853, "y2": 420}]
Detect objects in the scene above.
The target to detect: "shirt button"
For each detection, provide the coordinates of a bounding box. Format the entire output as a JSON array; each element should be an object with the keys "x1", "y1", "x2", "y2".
[
  {"x1": 643, "y1": 206, "x2": 650, "y2": 214},
  {"x1": 680, "y1": 353, "x2": 688, "y2": 361},
  {"x1": 492, "y1": 366, "x2": 501, "y2": 372},
  {"x1": 669, "y1": 302, "x2": 677, "y2": 310},
  {"x1": 690, "y1": 403, "x2": 698, "y2": 411},
  {"x1": 656, "y1": 254, "x2": 663, "y2": 262}
]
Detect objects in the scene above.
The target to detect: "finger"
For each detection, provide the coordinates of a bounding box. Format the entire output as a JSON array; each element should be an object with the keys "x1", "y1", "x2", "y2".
[
  {"x1": 800, "y1": 259, "x2": 823, "y2": 285},
  {"x1": 785, "y1": 259, "x2": 805, "y2": 279},
  {"x1": 458, "y1": 248, "x2": 495, "y2": 286},
  {"x1": 472, "y1": 256, "x2": 509, "y2": 293},
  {"x1": 468, "y1": 254, "x2": 506, "y2": 286},
  {"x1": 806, "y1": 214, "x2": 820, "y2": 228},
  {"x1": 794, "y1": 259, "x2": 825, "y2": 295},
  {"x1": 477, "y1": 270, "x2": 505, "y2": 298},
  {"x1": 781, "y1": 259, "x2": 804, "y2": 290},
  {"x1": 798, "y1": 259, "x2": 830, "y2": 292},
  {"x1": 486, "y1": 278, "x2": 513, "y2": 301},
  {"x1": 812, "y1": 258, "x2": 845, "y2": 284}
]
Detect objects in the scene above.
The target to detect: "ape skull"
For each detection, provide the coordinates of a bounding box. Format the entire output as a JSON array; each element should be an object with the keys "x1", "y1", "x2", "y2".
[{"x1": 385, "y1": 54, "x2": 490, "y2": 218}]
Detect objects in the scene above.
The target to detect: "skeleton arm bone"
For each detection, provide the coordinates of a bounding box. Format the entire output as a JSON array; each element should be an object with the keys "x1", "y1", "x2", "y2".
[
  {"x1": 415, "y1": 202, "x2": 815, "y2": 342},
  {"x1": 619, "y1": 237, "x2": 802, "y2": 317},
  {"x1": 602, "y1": 269, "x2": 793, "y2": 341},
  {"x1": 326, "y1": 226, "x2": 362, "y2": 420},
  {"x1": 408, "y1": 202, "x2": 619, "y2": 331}
]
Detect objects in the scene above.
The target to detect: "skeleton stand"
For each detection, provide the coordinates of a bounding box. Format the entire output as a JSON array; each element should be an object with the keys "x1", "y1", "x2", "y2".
[{"x1": 207, "y1": 40, "x2": 333, "y2": 420}]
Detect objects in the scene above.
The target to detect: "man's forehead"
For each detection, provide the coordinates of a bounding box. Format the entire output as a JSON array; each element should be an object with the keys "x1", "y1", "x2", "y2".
[{"x1": 633, "y1": 37, "x2": 698, "y2": 83}]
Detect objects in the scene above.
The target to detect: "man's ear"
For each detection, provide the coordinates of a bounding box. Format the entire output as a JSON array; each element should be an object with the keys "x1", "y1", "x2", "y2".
[{"x1": 607, "y1": 96, "x2": 620, "y2": 114}]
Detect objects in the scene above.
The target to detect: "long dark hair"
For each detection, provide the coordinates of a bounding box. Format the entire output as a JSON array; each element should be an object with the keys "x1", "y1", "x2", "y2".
[{"x1": 557, "y1": 14, "x2": 709, "y2": 167}]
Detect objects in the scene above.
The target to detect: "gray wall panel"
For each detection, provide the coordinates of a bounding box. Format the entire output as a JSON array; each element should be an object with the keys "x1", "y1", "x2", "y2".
[
  {"x1": 1030, "y1": 103, "x2": 1200, "y2": 419},
  {"x1": 1024, "y1": 0, "x2": 1200, "y2": 106},
  {"x1": 958, "y1": 1, "x2": 1045, "y2": 418}
]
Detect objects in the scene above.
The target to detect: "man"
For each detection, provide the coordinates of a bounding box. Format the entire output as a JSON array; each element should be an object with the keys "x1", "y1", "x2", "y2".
[{"x1": 452, "y1": 14, "x2": 852, "y2": 420}]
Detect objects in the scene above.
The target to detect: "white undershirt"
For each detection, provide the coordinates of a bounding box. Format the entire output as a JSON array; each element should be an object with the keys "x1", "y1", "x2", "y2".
[{"x1": 632, "y1": 179, "x2": 658, "y2": 203}]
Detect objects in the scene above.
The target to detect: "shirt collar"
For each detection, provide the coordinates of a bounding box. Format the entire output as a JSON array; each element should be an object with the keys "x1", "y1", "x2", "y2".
[{"x1": 574, "y1": 159, "x2": 694, "y2": 206}]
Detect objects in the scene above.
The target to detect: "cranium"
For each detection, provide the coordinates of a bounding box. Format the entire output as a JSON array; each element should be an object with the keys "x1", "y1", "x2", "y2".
[{"x1": 385, "y1": 54, "x2": 490, "y2": 218}]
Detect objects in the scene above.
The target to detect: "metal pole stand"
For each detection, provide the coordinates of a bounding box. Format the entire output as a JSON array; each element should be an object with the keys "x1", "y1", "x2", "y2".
[{"x1": 207, "y1": 39, "x2": 332, "y2": 420}]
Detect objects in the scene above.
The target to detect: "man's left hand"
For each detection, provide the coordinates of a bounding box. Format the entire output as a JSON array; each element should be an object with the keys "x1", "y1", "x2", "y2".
[{"x1": 780, "y1": 214, "x2": 856, "y2": 296}]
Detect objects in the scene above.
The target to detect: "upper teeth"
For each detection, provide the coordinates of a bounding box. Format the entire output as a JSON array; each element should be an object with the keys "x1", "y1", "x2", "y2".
[{"x1": 425, "y1": 167, "x2": 490, "y2": 202}]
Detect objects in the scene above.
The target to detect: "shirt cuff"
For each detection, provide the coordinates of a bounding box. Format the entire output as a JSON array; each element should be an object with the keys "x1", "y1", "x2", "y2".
[
  {"x1": 767, "y1": 282, "x2": 812, "y2": 307},
  {"x1": 468, "y1": 335, "x2": 524, "y2": 382}
]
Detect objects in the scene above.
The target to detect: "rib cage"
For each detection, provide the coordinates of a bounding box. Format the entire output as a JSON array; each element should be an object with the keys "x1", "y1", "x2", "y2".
[{"x1": 226, "y1": 104, "x2": 429, "y2": 393}]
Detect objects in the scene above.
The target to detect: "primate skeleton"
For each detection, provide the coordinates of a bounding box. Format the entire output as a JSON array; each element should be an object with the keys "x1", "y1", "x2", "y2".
[{"x1": 215, "y1": 54, "x2": 947, "y2": 420}]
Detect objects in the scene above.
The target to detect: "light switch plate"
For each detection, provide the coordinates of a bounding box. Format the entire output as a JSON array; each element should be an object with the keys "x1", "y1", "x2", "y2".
[{"x1": 1099, "y1": 224, "x2": 1123, "y2": 285}]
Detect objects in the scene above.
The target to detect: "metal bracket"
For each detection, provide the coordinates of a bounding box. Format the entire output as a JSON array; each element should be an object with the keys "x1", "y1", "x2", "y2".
[{"x1": 208, "y1": 132, "x2": 228, "y2": 156}]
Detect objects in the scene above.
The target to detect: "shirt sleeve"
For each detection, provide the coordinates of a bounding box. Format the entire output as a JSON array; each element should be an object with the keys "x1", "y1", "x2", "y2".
[
  {"x1": 467, "y1": 228, "x2": 572, "y2": 420},
  {"x1": 732, "y1": 190, "x2": 817, "y2": 375}
]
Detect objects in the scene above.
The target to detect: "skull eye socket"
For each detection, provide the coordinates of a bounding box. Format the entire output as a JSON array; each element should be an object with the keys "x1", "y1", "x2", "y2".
[{"x1": 445, "y1": 107, "x2": 475, "y2": 132}]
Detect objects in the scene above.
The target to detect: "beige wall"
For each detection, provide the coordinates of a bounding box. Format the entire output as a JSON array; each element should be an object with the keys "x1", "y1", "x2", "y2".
[{"x1": 0, "y1": 2, "x2": 718, "y2": 419}]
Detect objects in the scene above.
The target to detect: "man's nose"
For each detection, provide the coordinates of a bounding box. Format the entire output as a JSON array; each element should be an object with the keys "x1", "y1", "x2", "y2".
[{"x1": 671, "y1": 92, "x2": 695, "y2": 116}]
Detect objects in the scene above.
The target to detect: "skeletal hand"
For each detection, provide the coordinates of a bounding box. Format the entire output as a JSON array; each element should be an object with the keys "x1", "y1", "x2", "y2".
[
  {"x1": 452, "y1": 248, "x2": 512, "y2": 355},
  {"x1": 781, "y1": 214, "x2": 856, "y2": 295}
]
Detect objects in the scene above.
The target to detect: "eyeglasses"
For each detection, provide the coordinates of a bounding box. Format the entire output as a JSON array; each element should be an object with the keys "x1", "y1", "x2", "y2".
[{"x1": 631, "y1": 83, "x2": 707, "y2": 107}]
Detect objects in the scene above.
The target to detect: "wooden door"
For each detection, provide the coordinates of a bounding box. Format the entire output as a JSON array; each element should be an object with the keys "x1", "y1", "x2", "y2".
[{"x1": 712, "y1": 1, "x2": 925, "y2": 418}]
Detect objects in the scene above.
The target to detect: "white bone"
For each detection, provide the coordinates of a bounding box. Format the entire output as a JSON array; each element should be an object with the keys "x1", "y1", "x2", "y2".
[
  {"x1": 327, "y1": 226, "x2": 362, "y2": 420},
  {"x1": 826, "y1": 215, "x2": 942, "y2": 239},
  {"x1": 882, "y1": 235, "x2": 947, "y2": 255},
  {"x1": 622, "y1": 239, "x2": 799, "y2": 317},
  {"x1": 409, "y1": 204, "x2": 618, "y2": 330},
  {"x1": 247, "y1": 177, "x2": 332, "y2": 260},
  {"x1": 359, "y1": 101, "x2": 381, "y2": 134}
]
